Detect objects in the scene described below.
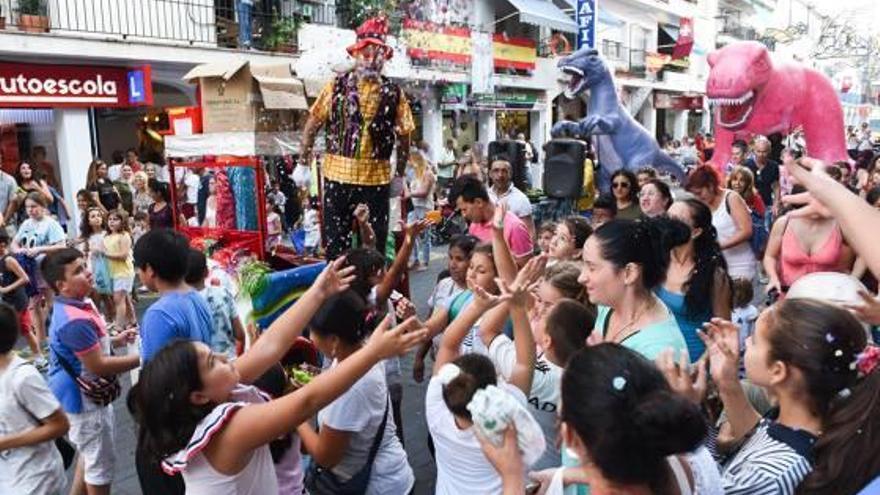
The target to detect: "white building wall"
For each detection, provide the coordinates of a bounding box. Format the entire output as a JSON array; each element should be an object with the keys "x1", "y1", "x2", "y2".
[{"x1": 54, "y1": 108, "x2": 93, "y2": 235}]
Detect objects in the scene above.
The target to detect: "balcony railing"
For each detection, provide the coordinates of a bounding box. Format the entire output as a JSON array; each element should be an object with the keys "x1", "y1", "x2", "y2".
[
  {"x1": 600, "y1": 40, "x2": 647, "y2": 78},
  {"x1": 719, "y1": 24, "x2": 757, "y2": 41},
  {"x1": 0, "y1": 0, "x2": 338, "y2": 51}
]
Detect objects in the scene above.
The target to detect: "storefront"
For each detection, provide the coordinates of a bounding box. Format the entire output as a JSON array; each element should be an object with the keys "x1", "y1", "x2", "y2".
[
  {"x1": 401, "y1": 20, "x2": 550, "y2": 162},
  {"x1": 653, "y1": 91, "x2": 704, "y2": 141},
  {"x1": 0, "y1": 61, "x2": 154, "y2": 230}
]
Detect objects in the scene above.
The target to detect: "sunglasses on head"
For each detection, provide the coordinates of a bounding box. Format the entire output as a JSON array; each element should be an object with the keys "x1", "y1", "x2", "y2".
[{"x1": 612, "y1": 181, "x2": 630, "y2": 189}]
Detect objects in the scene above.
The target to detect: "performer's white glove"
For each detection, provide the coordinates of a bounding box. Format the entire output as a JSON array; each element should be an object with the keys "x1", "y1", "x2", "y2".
[{"x1": 293, "y1": 164, "x2": 311, "y2": 189}]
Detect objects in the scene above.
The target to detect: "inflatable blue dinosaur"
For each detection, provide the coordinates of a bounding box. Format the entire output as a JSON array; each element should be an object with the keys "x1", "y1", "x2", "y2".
[{"x1": 552, "y1": 48, "x2": 685, "y2": 189}]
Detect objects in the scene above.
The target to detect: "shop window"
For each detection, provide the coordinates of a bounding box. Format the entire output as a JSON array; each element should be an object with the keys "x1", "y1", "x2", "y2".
[{"x1": 0, "y1": 109, "x2": 58, "y2": 181}]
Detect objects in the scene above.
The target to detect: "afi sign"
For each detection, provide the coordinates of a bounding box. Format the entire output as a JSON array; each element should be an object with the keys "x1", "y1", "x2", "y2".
[{"x1": 0, "y1": 62, "x2": 153, "y2": 108}]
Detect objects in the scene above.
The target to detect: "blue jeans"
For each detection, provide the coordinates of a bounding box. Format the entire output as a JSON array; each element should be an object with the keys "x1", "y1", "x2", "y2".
[
  {"x1": 409, "y1": 207, "x2": 431, "y2": 265},
  {"x1": 237, "y1": 1, "x2": 253, "y2": 47}
]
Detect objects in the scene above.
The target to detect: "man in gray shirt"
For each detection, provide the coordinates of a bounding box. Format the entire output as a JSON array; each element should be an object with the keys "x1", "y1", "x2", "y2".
[{"x1": 0, "y1": 156, "x2": 18, "y2": 229}]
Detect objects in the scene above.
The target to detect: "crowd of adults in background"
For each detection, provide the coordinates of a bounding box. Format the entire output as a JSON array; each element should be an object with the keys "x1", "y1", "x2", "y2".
[{"x1": 2, "y1": 119, "x2": 880, "y2": 495}]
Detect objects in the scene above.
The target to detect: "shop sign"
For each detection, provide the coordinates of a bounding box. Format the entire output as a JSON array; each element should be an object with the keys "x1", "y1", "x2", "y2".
[
  {"x1": 470, "y1": 92, "x2": 539, "y2": 110},
  {"x1": 576, "y1": 0, "x2": 598, "y2": 50},
  {"x1": 0, "y1": 62, "x2": 153, "y2": 108},
  {"x1": 654, "y1": 93, "x2": 704, "y2": 110},
  {"x1": 441, "y1": 83, "x2": 468, "y2": 110}
]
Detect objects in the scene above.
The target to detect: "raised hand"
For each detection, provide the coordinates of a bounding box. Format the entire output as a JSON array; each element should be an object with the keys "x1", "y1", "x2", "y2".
[
  {"x1": 476, "y1": 425, "x2": 525, "y2": 487},
  {"x1": 656, "y1": 348, "x2": 707, "y2": 405},
  {"x1": 365, "y1": 315, "x2": 428, "y2": 359},
  {"x1": 492, "y1": 200, "x2": 508, "y2": 230},
  {"x1": 404, "y1": 218, "x2": 431, "y2": 240},
  {"x1": 393, "y1": 296, "x2": 417, "y2": 321},
  {"x1": 698, "y1": 318, "x2": 742, "y2": 387},
  {"x1": 468, "y1": 276, "x2": 509, "y2": 312},
  {"x1": 781, "y1": 157, "x2": 834, "y2": 219},
  {"x1": 353, "y1": 204, "x2": 370, "y2": 224},
  {"x1": 845, "y1": 289, "x2": 880, "y2": 326},
  {"x1": 498, "y1": 255, "x2": 545, "y2": 306},
  {"x1": 313, "y1": 257, "x2": 356, "y2": 298}
]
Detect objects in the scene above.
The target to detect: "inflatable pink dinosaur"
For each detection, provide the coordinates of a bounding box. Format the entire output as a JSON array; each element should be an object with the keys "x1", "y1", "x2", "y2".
[{"x1": 707, "y1": 41, "x2": 848, "y2": 170}]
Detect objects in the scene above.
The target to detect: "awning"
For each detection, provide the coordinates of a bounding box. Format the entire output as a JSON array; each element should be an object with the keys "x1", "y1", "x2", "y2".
[{"x1": 507, "y1": 0, "x2": 577, "y2": 34}]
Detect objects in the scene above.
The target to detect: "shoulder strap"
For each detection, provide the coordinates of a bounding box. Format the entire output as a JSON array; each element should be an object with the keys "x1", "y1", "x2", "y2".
[
  {"x1": 364, "y1": 396, "x2": 390, "y2": 466},
  {"x1": 602, "y1": 308, "x2": 614, "y2": 336},
  {"x1": 781, "y1": 214, "x2": 792, "y2": 237},
  {"x1": 724, "y1": 190, "x2": 731, "y2": 214},
  {"x1": 50, "y1": 343, "x2": 83, "y2": 382},
  {"x1": 667, "y1": 455, "x2": 693, "y2": 495}
]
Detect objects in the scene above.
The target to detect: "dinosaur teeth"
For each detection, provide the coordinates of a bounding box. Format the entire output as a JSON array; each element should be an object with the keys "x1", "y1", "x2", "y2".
[{"x1": 708, "y1": 90, "x2": 755, "y2": 107}]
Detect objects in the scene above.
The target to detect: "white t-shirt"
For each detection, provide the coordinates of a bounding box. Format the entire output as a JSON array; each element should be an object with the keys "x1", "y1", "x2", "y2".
[
  {"x1": 107, "y1": 164, "x2": 123, "y2": 182},
  {"x1": 427, "y1": 277, "x2": 467, "y2": 350},
  {"x1": 732, "y1": 304, "x2": 759, "y2": 350},
  {"x1": 14, "y1": 216, "x2": 65, "y2": 249},
  {"x1": 488, "y1": 336, "x2": 562, "y2": 470},
  {"x1": 317, "y1": 361, "x2": 413, "y2": 495},
  {"x1": 489, "y1": 185, "x2": 533, "y2": 220},
  {"x1": 184, "y1": 172, "x2": 201, "y2": 204},
  {"x1": 426, "y1": 376, "x2": 527, "y2": 495},
  {"x1": 0, "y1": 357, "x2": 66, "y2": 494}
]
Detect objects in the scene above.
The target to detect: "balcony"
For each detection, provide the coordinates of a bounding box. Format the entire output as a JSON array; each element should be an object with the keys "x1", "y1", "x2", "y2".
[
  {"x1": 0, "y1": 0, "x2": 338, "y2": 52},
  {"x1": 719, "y1": 24, "x2": 757, "y2": 41},
  {"x1": 601, "y1": 40, "x2": 647, "y2": 78}
]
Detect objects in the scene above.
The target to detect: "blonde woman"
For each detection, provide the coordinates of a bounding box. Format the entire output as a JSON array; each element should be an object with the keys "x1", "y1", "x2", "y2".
[
  {"x1": 406, "y1": 150, "x2": 436, "y2": 270},
  {"x1": 131, "y1": 171, "x2": 153, "y2": 217}
]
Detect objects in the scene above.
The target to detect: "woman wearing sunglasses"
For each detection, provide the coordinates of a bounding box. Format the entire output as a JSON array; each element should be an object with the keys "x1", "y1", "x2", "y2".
[{"x1": 609, "y1": 170, "x2": 642, "y2": 220}]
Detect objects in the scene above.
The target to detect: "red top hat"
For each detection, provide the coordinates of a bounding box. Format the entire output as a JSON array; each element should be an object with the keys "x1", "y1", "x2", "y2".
[{"x1": 346, "y1": 16, "x2": 393, "y2": 59}]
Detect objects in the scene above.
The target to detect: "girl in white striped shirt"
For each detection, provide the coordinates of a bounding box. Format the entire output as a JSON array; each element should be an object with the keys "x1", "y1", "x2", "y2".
[{"x1": 701, "y1": 299, "x2": 866, "y2": 495}]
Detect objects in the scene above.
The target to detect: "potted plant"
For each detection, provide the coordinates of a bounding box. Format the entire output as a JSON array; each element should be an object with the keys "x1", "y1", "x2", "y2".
[
  {"x1": 18, "y1": 0, "x2": 49, "y2": 33},
  {"x1": 263, "y1": 14, "x2": 302, "y2": 53}
]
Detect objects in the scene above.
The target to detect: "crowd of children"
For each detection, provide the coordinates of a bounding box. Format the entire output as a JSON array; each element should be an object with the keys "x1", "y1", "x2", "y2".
[{"x1": 1, "y1": 137, "x2": 880, "y2": 495}]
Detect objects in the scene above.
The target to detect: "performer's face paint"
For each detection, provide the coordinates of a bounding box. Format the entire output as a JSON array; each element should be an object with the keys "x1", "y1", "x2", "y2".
[{"x1": 355, "y1": 44, "x2": 387, "y2": 79}]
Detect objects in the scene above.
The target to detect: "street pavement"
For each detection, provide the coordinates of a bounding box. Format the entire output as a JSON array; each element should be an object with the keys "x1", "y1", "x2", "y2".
[{"x1": 84, "y1": 246, "x2": 448, "y2": 494}]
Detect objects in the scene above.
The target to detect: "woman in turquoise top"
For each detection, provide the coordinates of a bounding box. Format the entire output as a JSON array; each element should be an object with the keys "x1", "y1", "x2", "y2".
[
  {"x1": 657, "y1": 199, "x2": 732, "y2": 361},
  {"x1": 578, "y1": 218, "x2": 690, "y2": 361}
]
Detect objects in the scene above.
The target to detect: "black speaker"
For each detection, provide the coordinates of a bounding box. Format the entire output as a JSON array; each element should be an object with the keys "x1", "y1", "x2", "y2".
[
  {"x1": 543, "y1": 139, "x2": 586, "y2": 199},
  {"x1": 488, "y1": 140, "x2": 528, "y2": 191}
]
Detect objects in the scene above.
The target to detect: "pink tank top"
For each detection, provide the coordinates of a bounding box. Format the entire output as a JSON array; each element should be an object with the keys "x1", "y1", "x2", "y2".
[{"x1": 779, "y1": 219, "x2": 844, "y2": 288}]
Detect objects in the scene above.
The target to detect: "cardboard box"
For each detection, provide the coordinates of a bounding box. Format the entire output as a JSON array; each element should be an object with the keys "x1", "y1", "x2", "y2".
[{"x1": 183, "y1": 60, "x2": 309, "y2": 134}]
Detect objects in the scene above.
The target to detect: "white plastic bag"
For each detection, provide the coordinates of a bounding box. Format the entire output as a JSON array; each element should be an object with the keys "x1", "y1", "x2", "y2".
[
  {"x1": 467, "y1": 384, "x2": 547, "y2": 467},
  {"x1": 292, "y1": 164, "x2": 311, "y2": 189}
]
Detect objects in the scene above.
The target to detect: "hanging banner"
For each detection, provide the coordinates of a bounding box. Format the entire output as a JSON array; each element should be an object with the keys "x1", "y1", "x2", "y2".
[
  {"x1": 403, "y1": 20, "x2": 471, "y2": 66},
  {"x1": 576, "y1": 0, "x2": 598, "y2": 50},
  {"x1": 0, "y1": 62, "x2": 153, "y2": 108},
  {"x1": 672, "y1": 17, "x2": 694, "y2": 60},
  {"x1": 492, "y1": 35, "x2": 537, "y2": 71},
  {"x1": 403, "y1": 19, "x2": 538, "y2": 72}
]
